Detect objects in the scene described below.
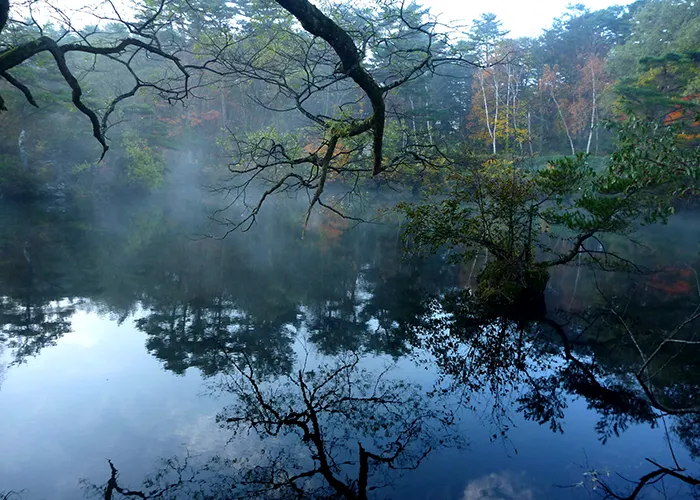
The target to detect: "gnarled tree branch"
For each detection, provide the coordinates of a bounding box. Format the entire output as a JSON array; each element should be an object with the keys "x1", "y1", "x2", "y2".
[
  {"x1": 0, "y1": 0, "x2": 212, "y2": 159},
  {"x1": 275, "y1": 0, "x2": 386, "y2": 176}
]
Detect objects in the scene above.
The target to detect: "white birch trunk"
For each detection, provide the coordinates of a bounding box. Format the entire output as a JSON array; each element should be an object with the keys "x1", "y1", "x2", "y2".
[
  {"x1": 551, "y1": 91, "x2": 575, "y2": 155},
  {"x1": 479, "y1": 71, "x2": 495, "y2": 152},
  {"x1": 585, "y1": 66, "x2": 597, "y2": 155},
  {"x1": 491, "y1": 70, "x2": 499, "y2": 154}
]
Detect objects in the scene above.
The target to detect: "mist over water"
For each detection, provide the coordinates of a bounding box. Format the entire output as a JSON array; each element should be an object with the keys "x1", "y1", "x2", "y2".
[
  {"x1": 0, "y1": 178, "x2": 698, "y2": 499},
  {"x1": 1, "y1": 0, "x2": 700, "y2": 496}
]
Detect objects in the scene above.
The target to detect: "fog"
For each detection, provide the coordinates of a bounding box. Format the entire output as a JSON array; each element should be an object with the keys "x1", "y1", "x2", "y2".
[{"x1": 2, "y1": 0, "x2": 700, "y2": 498}]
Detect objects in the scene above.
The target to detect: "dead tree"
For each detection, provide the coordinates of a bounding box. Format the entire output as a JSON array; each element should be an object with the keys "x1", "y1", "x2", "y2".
[{"x1": 215, "y1": 351, "x2": 459, "y2": 498}]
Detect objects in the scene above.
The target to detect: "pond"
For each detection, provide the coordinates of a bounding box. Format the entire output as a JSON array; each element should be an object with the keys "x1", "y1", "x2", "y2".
[{"x1": 1, "y1": 193, "x2": 699, "y2": 499}]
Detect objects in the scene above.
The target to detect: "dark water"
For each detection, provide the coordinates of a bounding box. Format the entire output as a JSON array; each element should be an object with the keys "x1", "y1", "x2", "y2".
[{"x1": 1, "y1": 195, "x2": 700, "y2": 499}]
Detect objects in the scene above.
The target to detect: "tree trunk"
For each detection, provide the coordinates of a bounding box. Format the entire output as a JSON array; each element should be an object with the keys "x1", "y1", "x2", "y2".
[
  {"x1": 18, "y1": 103, "x2": 27, "y2": 169},
  {"x1": 538, "y1": 80, "x2": 544, "y2": 154},
  {"x1": 18, "y1": 129, "x2": 27, "y2": 169},
  {"x1": 479, "y1": 71, "x2": 495, "y2": 153},
  {"x1": 423, "y1": 84, "x2": 433, "y2": 145},
  {"x1": 275, "y1": 0, "x2": 387, "y2": 175},
  {"x1": 513, "y1": 73, "x2": 523, "y2": 154},
  {"x1": 409, "y1": 96, "x2": 418, "y2": 143},
  {"x1": 527, "y1": 110, "x2": 534, "y2": 156},
  {"x1": 595, "y1": 119, "x2": 599, "y2": 155},
  {"x1": 491, "y1": 69, "x2": 499, "y2": 154},
  {"x1": 505, "y1": 65, "x2": 512, "y2": 152},
  {"x1": 0, "y1": 0, "x2": 9, "y2": 36},
  {"x1": 550, "y1": 91, "x2": 575, "y2": 155},
  {"x1": 399, "y1": 118, "x2": 408, "y2": 148},
  {"x1": 585, "y1": 66, "x2": 597, "y2": 155},
  {"x1": 220, "y1": 91, "x2": 227, "y2": 130}
]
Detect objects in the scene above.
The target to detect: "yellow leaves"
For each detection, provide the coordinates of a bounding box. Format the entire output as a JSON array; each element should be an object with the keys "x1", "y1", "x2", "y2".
[
  {"x1": 638, "y1": 66, "x2": 664, "y2": 86},
  {"x1": 476, "y1": 158, "x2": 537, "y2": 204},
  {"x1": 483, "y1": 157, "x2": 510, "y2": 169}
]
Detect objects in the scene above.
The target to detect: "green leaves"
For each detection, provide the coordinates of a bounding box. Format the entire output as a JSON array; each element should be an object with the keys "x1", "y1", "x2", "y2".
[
  {"x1": 401, "y1": 157, "x2": 575, "y2": 265},
  {"x1": 535, "y1": 154, "x2": 592, "y2": 196},
  {"x1": 400, "y1": 118, "x2": 698, "y2": 280},
  {"x1": 122, "y1": 133, "x2": 166, "y2": 190},
  {"x1": 606, "y1": 117, "x2": 699, "y2": 220}
]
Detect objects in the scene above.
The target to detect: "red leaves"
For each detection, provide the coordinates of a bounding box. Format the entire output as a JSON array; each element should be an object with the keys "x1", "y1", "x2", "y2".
[{"x1": 647, "y1": 267, "x2": 694, "y2": 297}]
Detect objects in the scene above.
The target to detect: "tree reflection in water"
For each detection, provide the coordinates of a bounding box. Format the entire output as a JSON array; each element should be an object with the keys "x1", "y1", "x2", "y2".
[
  {"x1": 2, "y1": 203, "x2": 700, "y2": 498},
  {"x1": 85, "y1": 350, "x2": 462, "y2": 499},
  {"x1": 0, "y1": 492, "x2": 23, "y2": 500},
  {"x1": 415, "y1": 286, "x2": 700, "y2": 499},
  {"x1": 88, "y1": 283, "x2": 700, "y2": 499}
]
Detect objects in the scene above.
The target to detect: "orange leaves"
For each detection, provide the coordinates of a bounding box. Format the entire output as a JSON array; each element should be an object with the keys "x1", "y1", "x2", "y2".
[
  {"x1": 156, "y1": 109, "x2": 222, "y2": 137},
  {"x1": 304, "y1": 138, "x2": 352, "y2": 170},
  {"x1": 158, "y1": 109, "x2": 220, "y2": 127},
  {"x1": 665, "y1": 94, "x2": 700, "y2": 127},
  {"x1": 189, "y1": 109, "x2": 221, "y2": 126},
  {"x1": 318, "y1": 210, "x2": 349, "y2": 249},
  {"x1": 662, "y1": 94, "x2": 700, "y2": 142},
  {"x1": 540, "y1": 65, "x2": 557, "y2": 88}
]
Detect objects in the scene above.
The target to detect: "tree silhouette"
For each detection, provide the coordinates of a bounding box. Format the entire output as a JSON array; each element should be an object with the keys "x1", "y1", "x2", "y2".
[{"x1": 86, "y1": 352, "x2": 461, "y2": 499}]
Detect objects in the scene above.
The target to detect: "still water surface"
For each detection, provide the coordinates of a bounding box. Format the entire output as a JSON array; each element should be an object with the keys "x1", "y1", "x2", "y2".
[{"x1": 1, "y1": 196, "x2": 699, "y2": 499}]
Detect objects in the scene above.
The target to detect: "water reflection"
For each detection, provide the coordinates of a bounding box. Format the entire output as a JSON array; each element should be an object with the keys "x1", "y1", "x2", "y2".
[
  {"x1": 1, "y1": 200, "x2": 700, "y2": 499},
  {"x1": 417, "y1": 293, "x2": 661, "y2": 440},
  {"x1": 426, "y1": 286, "x2": 700, "y2": 430},
  {"x1": 0, "y1": 200, "x2": 456, "y2": 372},
  {"x1": 85, "y1": 292, "x2": 700, "y2": 499},
  {"x1": 84, "y1": 351, "x2": 461, "y2": 499},
  {"x1": 0, "y1": 297, "x2": 74, "y2": 364},
  {"x1": 461, "y1": 472, "x2": 534, "y2": 500}
]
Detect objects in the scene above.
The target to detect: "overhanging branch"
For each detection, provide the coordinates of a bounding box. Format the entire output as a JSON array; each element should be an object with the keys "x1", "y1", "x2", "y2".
[
  {"x1": 0, "y1": 7, "x2": 203, "y2": 159},
  {"x1": 275, "y1": 0, "x2": 386, "y2": 175}
]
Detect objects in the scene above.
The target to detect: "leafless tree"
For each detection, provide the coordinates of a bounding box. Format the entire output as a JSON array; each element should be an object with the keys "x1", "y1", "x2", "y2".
[
  {"x1": 548, "y1": 275, "x2": 700, "y2": 499},
  {"x1": 0, "y1": 491, "x2": 23, "y2": 500},
  {"x1": 598, "y1": 268, "x2": 700, "y2": 417},
  {"x1": 594, "y1": 457, "x2": 699, "y2": 500}
]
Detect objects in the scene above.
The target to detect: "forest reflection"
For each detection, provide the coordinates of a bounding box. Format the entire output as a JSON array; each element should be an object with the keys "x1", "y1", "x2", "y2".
[
  {"x1": 0, "y1": 198, "x2": 456, "y2": 369},
  {"x1": 84, "y1": 294, "x2": 700, "y2": 499},
  {"x1": 1, "y1": 200, "x2": 700, "y2": 498}
]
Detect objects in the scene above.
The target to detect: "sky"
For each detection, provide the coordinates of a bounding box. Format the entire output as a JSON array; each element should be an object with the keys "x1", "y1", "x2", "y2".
[
  {"x1": 427, "y1": 0, "x2": 636, "y2": 38},
  {"x1": 15, "y1": 0, "x2": 637, "y2": 39}
]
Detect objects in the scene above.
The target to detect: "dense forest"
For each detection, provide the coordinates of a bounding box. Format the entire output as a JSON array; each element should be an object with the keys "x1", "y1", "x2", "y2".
[{"x1": 0, "y1": 0, "x2": 697, "y2": 197}]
